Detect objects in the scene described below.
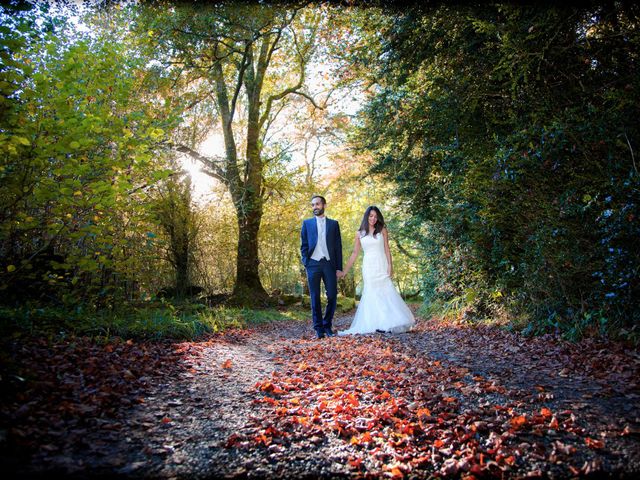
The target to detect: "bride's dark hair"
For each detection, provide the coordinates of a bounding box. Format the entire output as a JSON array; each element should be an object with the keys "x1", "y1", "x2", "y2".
[{"x1": 359, "y1": 206, "x2": 385, "y2": 237}]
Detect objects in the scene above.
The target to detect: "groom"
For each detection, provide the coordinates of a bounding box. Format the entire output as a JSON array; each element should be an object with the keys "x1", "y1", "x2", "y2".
[{"x1": 300, "y1": 195, "x2": 343, "y2": 339}]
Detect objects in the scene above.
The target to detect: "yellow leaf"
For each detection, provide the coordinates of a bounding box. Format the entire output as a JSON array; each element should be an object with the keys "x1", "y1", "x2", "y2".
[
  {"x1": 7, "y1": 265, "x2": 16, "y2": 272},
  {"x1": 73, "y1": 190, "x2": 82, "y2": 196}
]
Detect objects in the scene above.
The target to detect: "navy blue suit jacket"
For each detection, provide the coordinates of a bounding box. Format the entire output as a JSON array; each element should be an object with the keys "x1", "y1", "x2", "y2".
[{"x1": 300, "y1": 217, "x2": 343, "y2": 271}]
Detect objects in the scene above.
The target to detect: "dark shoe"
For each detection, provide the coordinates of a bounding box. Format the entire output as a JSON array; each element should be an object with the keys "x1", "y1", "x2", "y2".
[
  {"x1": 316, "y1": 331, "x2": 325, "y2": 339},
  {"x1": 375, "y1": 329, "x2": 388, "y2": 333},
  {"x1": 325, "y1": 328, "x2": 336, "y2": 337}
]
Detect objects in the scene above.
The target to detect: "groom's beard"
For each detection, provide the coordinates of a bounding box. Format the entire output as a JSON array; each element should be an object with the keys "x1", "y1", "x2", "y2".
[{"x1": 313, "y1": 208, "x2": 325, "y2": 216}]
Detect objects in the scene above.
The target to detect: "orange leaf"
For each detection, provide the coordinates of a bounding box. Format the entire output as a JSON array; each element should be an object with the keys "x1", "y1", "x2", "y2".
[
  {"x1": 379, "y1": 390, "x2": 392, "y2": 400},
  {"x1": 433, "y1": 439, "x2": 445, "y2": 448},
  {"x1": 417, "y1": 407, "x2": 432, "y2": 417},
  {"x1": 161, "y1": 417, "x2": 171, "y2": 423},
  {"x1": 585, "y1": 437, "x2": 604, "y2": 449},
  {"x1": 540, "y1": 407, "x2": 552, "y2": 418},
  {"x1": 221, "y1": 359, "x2": 233, "y2": 369},
  {"x1": 510, "y1": 415, "x2": 527, "y2": 429},
  {"x1": 390, "y1": 466, "x2": 404, "y2": 478}
]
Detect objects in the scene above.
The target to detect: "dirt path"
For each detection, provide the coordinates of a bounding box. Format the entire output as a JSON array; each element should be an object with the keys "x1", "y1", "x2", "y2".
[{"x1": 3, "y1": 313, "x2": 639, "y2": 478}]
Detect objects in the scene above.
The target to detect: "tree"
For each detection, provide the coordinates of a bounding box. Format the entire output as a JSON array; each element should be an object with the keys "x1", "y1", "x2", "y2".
[
  {"x1": 151, "y1": 173, "x2": 201, "y2": 299},
  {"x1": 351, "y1": 3, "x2": 640, "y2": 337},
  {"x1": 0, "y1": 3, "x2": 178, "y2": 306},
  {"x1": 135, "y1": 2, "x2": 324, "y2": 304}
]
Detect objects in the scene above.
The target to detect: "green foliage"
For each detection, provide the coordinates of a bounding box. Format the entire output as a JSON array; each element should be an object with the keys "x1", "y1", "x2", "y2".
[
  {"x1": 0, "y1": 301, "x2": 309, "y2": 341},
  {"x1": 354, "y1": 3, "x2": 640, "y2": 339},
  {"x1": 150, "y1": 174, "x2": 201, "y2": 298},
  {"x1": 0, "y1": 5, "x2": 181, "y2": 306},
  {"x1": 301, "y1": 294, "x2": 356, "y2": 313}
]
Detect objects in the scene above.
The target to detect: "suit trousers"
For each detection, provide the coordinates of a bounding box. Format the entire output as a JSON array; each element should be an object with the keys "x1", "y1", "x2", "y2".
[{"x1": 305, "y1": 258, "x2": 337, "y2": 334}]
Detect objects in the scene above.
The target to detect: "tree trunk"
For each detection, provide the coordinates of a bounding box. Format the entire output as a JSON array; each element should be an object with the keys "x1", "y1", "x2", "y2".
[
  {"x1": 233, "y1": 201, "x2": 268, "y2": 303},
  {"x1": 175, "y1": 240, "x2": 189, "y2": 299}
]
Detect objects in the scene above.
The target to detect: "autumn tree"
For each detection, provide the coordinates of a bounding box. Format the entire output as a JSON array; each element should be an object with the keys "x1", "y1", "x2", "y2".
[{"x1": 135, "y1": 2, "x2": 325, "y2": 304}]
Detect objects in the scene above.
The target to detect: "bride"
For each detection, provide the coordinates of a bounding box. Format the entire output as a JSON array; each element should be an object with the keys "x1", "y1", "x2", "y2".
[{"x1": 338, "y1": 206, "x2": 415, "y2": 335}]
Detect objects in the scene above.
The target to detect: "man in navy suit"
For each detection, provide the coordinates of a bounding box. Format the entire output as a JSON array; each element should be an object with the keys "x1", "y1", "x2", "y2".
[{"x1": 300, "y1": 195, "x2": 343, "y2": 339}]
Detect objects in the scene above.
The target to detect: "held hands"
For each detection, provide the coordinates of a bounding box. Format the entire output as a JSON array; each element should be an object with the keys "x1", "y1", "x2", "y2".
[{"x1": 336, "y1": 270, "x2": 345, "y2": 279}]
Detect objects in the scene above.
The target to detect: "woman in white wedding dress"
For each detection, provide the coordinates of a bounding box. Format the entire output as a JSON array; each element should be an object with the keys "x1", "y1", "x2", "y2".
[{"x1": 338, "y1": 206, "x2": 415, "y2": 335}]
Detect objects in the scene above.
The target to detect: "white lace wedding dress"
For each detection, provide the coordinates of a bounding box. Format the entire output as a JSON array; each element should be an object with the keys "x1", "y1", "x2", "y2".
[{"x1": 339, "y1": 233, "x2": 415, "y2": 335}]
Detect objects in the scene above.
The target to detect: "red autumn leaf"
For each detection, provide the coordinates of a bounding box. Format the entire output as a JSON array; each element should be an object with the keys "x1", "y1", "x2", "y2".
[
  {"x1": 161, "y1": 417, "x2": 171, "y2": 423},
  {"x1": 221, "y1": 359, "x2": 233, "y2": 369},
  {"x1": 224, "y1": 433, "x2": 242, "y2": 448},
  {"x1": 345, "y1": 393, "x2": 359, "y2": 407},
  {"x1": 585, "y1": 437, "x2": 605, "y2": 449},
  {"x1": 569, "y1": 465, "x2": 582, "y2": 475}
]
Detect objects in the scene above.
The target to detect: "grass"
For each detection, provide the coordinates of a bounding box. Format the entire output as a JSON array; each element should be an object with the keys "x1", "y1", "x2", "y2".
[
  {"x1": 0, "y1": 294, "x2": 359, "y2": 342},
  {"x1": 0, "y1": 299, "x2": 313, "y2": 342}
]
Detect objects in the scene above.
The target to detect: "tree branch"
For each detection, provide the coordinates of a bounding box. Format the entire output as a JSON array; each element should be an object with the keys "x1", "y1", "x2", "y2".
[
  {"x1": 229, "y1": 41, "x2": 251, "y2": 120},
  {"x1": 175, "y1": 144, "x2": 227, "y2": 184}
]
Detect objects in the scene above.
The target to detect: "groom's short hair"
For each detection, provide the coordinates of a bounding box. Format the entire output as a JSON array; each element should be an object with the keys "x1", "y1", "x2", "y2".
[{"x1": 311, "y1": 195, "x2": 326, "y2": 205}]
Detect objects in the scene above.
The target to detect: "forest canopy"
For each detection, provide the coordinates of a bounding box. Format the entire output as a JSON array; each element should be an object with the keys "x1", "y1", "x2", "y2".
[{"x1": 0, "y1": 0, "x2": 638, "y2": 341}]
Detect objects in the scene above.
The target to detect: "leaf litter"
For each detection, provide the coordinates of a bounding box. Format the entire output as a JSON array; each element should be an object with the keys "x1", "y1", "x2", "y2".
[{"x1": 1, "y1": 313, "x2": 638, "y2": 478}]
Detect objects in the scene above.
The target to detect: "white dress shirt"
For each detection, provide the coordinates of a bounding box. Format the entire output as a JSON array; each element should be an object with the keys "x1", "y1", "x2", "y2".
[{"x1": 310, "y1": 216, "x2": 330, "y2": 261}]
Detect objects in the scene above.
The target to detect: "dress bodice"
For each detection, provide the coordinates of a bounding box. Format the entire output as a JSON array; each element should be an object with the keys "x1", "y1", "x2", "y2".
[{"x1": 360, "y1": 232, "x2": 385, "y2": 258}]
